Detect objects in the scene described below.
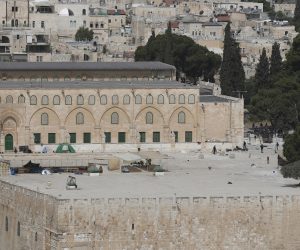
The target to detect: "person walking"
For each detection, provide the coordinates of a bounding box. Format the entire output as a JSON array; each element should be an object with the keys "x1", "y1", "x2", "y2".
[{"x1": 260, "y1": 144, "x2": 264, "y2": 153}]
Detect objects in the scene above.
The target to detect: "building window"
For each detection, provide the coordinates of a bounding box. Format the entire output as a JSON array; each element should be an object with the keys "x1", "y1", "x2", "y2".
[
  {"x1": 188, "y1": 94, "x2": 195, "y2": 104},
  {"x1": 123, "y1": 95, "x2": 130, "y2": 105},
  {"x1": 69, "y1": 133, "x2": 76, "y2": 143},
  {"x1": 153, "y1": 132, "x2": 160, "y2": 143},
  {"x1": 169, "y1": 94, "x2": 176, "y2": 104},
  {"x1": 53, "y1": 95, "x2": 60, "y2": 105},
  {"x1": 83, "y1": 133, "x2": 91, "y2": 143},
  {"x1": 41, "y1": 21, "x2": 45, "y2": 28},
  {"x1": 41, "y1": 113, "x2": 48, "y2": 125},
  {"x1": 5, "y1": 216, "x2": 8, "y2": 232},
  {"x1": 157, "y1": 94, "x2": 164, "y2": 104},
  {"x1": 139, "y1": 132, "x2": 146, "y2": 143},
  {"x1": 48, "y1": 133, "x2": 56, "y2": 144},
  {"x1": 82, "y1": 9, "x2": 86, "y2": 15},
  {"x1": 146, "y1": 112, "x2": 153, "y2": 124},
  {"x1": 104, "y1": 132, "x2": 111, "y2": 143},
  {"x1": 37, "y1": 56, "x2": 43, "y2": 62},
  {"x1": 100, "y1": 95, "x2": 107, "y2": 105},
  {"x1": 6, "y1": 95, "x2": 13, "y2": 104},
  {"x1": 65, "y1": 95, "x2": 72, "y2": 105},
  {"x1": 135, "y1": 95, "x2": 142, "y2": 104},
  {"x1": 112, "y1": 95, "x2": 119, "y2": 105},
  {"x1": 118, "y1": 132, "x2": 126, "y2": 143},
  {"x1": 17, "y1": 222, "x2": 20, "y2": 237},
  {"x1": 32, "y1": 21, "x2": 35, "y2": 28},
  {"x1": 41, "y1": 95, "x2": 49, "y2": 105},
  {"x1": 34, "y1": 133, "x2": 41, "y2": 144},
  {"x1": 35, "y1": 232, "x2": 38, "y2": 242},
  {"x1": 88, "y1": 95, "x2": 95, "y2": 105},
  {"x1": 179, "y1": 94, "x2": 185, "y2": 104},
  {"x1": 178, "y1": 111, "x2": 186, "y2": 124},
  {"x1": 30, "y1": 95, "x2": 37, "y2": 105},
  {"x1": 111, "y1": 112, "x2": 119, "y2": 124},
  {"x1": 77, "y1": 95, "x2": 84, "y2": 105},
  {"x1": 18, "y1": 95, "x2": 25, "y2": 104},
  {"x1": 185, "y1": 131, "x2": 192, "y2": 142},
  {"x1": 12, "y1": 6, "x2": 18, "y2": 12},
  {"x1": 76, "y1": 112, "x2": 84, "y2": 125},
  {"x1": 146, "y1": 95, "x2": 153, "y2": 104}
]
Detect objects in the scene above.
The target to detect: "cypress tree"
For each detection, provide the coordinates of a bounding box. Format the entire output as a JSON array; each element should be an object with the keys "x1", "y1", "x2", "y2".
[
  {"x1": 255, "y1": 48, "x2": 270, "y2": 90},
  {"x1": 220, "y1": 23, "x2": 245, "y2": 97},
  {"x1": 270, "y1": 42, "x2": 282, "y2": 76}
]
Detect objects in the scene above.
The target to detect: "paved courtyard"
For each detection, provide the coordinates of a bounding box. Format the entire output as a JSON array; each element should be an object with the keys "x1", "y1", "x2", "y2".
[{"x1": 1, "y1": 142, "x2": 298, "y2": 199}]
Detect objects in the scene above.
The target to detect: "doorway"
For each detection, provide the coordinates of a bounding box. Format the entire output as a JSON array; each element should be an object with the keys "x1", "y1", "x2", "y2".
[{"x1": 5, "y1": 134, "x2": 13, "y2": 151}]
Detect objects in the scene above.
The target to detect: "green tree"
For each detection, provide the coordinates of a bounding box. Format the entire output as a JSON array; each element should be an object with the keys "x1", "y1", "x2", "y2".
[
  {"x1": 255, "y1": 48, "x2": 270, "y2": 90},
  {"x1": 270, "y1": 42, "x2": 283, "y2": 76},
  {"x1": 280, "y1": 126, "x2": 300, "y2": 180},
  {"x1": 220, "y1": 23, "x2": 245, "y2": 97},
  {"x1": 135, "y1": 33, "x2": 221, "y2": 83},
  {"x1": 75, "y1": 27, "x2": 94, "y2": 41}
]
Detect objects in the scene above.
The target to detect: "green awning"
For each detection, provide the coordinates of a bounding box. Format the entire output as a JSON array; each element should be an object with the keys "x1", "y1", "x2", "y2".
[{"x1": 55, "y1": 143, "x2": 76, "y2": 153}]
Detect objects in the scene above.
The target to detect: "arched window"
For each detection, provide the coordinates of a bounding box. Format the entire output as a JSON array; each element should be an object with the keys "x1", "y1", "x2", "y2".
[
  {"x1": 123, "y1": 95, "x2": 130, "y2": 105},
  {"x1": 157, "y1": 94, "x2": 164, "y2": 104},
  {"x1": 18, "y1": 95, "x2": 25, "y2": 104},
  {"x1": 135, "y1": 95, "x2": 142, "y2": 104},
  {"x1": 169, "y1": 94, "x2": 176, "y2": 104},
  {"x1": 5, "y1": 216, "x2": 8, "y2": 232},
  {"x1": 30, "y1": 95, "x2": 37, "y2": 105},
  {"x1": 179, "y1": 94, "x2": 185, "y2": 104},
  {"x1": 6, "y1": 95, "x2": 13, "y2": 104},
  {"x1": 188, "y1": 94, "x2": 195, "y2": 104},
  {"x1": 88, "y1": 95, "x2": 95, "y2": 105},
  {"x1": 65, "y1": 95, "x2": 72, "y2": 105},
  {"x1": 41, "y1": 113, "x2": 48, "y2": 125},
  {"x1": 53, "y1": 95, "x2": 60, "y2": 105},
  {"x1": 100, "y1": 95, "x2": 107, "y2": 105},
  {"x1": 64, "y1": 76, "x2": 71, "y2": 81},
  {"x1": 18, "y1": 76, "x2": 25, "y2": 81},
  {"x1": 112, "y1": 95, "x2": 119, "y2": 105},
  {"x1": 77, "y1": 95, "x2": 84, "y2": 105},
  {"x1": 178, "y1": 111, "x2": 186, "y2": 124},
  {"x1": 41, "y1": 95, "x2": 49, "y2": 105},
  {"x1": 146, "y1": 112, "x2": 153, "y2": 124},
  {"x1": 111, "y1": 112, "x2": 119, "y2": 124},
  {"x1": 17, "y1": 221, "x2": 20, "y2": 237},
  {"x1": 76, "y1": 112, "x2": 84, "y2": 125},
  {"x1": 146, "y1": 95, "x2": 153, "y2": 104}
]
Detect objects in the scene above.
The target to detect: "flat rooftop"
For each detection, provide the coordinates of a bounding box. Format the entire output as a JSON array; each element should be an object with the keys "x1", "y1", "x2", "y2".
[
  {"x1": 0, "y1": 62, "x2": 176, "y2": 71},
  {"x1": 0, "y1": 80, "x2": 198, "y2": 89},
  {"x1": 1, "y1": 144, "x2": 299, "y2": 200}
]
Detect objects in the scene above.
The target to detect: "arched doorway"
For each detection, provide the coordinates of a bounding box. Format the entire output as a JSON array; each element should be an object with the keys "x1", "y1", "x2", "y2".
[{"x1": 5, "y1": 134, "x2": 13, "y2": 151}]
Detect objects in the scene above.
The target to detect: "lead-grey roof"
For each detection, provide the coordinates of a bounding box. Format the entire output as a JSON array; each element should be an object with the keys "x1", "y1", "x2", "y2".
[
  {"x1": 200, "y1": 95, "x2": 239, "y2": 103},
  {"x1": 0, "y1": 62, "x2": 176, "y2": 71},
  {"x1": 0, "y1": 80, "x2": 199, "y2": 89}
]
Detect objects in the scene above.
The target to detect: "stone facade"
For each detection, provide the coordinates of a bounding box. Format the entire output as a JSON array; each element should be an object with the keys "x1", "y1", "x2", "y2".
[
  {"x1": 0, "y1": 62, "x2": 243, "y2": 152},
  {"x1": 0, "y1": 180, "x2": 300, "y2": 250}
]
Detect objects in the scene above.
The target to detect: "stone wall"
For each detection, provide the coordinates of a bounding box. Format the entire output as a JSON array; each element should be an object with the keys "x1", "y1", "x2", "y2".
[{"x1": 0, "y1": 180, "x2": 300, "y2": 250}]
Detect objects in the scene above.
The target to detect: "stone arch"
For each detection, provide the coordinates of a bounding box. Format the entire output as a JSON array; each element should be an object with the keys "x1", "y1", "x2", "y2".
[
  {"x1": 0, "y1": 111, "x2": 23, "y2": 127},
  {"x1": 168, "y1": 106, "x2": 196, "y2": 127},
  {"x1": 135, "y1": 106, "x2": 165, "y2": 124},
  {"x1": 30, "y1": 107, "x2": 61, "y2": 127},
  {"x1": 100, "y1": 106, "x2": 130, "y2": 125},
  {"x1": 64, "y1": 107, "x2": 95, "y2": 127}
]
